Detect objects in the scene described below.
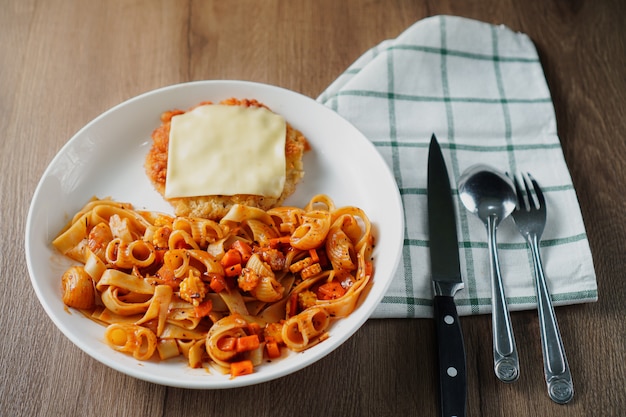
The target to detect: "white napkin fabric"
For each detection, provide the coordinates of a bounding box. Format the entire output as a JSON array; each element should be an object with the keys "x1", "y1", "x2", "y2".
[{"x1": 318, "y1": 15, "x2": 598, "y2": 318}]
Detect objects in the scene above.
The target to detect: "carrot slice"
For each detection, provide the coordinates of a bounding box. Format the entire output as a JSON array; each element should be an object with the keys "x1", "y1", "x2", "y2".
[
  {"x1": 269, "y1": 236, "x2": 291, "y2": 248},
  {"x1": 317, "y1": 282, "x2": 346, "y2": 300},
  {"x1": 231, "y1": 360, "x2": 254, "y2": 377},
  {"x1": 220, "y1": 248, "x2": 242, "y2": 268},
  {"x1": 287, "y1": 292, "x2": 298, "y2": 317},
  {"x1": 308, "y1": 248, "x2": 320, "y2": 263},
  {"x1": 194, "y1": 299, "x2": 213, "y2": 318},
  {"x1": 236, "y1": 335, "x2": 260, "y2": 353},
  {"x1": 209, "y1": 274, "x2": 228, "y2": 292},
  {"x1": 224, "y1": 263, "x2": 242, "y2": 278},
  {"x1": 247, "y1": 322, "x2": 262, "y2": 336},
  {"x1": 156, "y1": 264, "x2": 178, "y2": 288},
  {"x1": 265, "y1": 340, "x2": 281, "y2": 359},
  {"x1": 231, "y1": 240, "x2": 252, "y2": 262}
]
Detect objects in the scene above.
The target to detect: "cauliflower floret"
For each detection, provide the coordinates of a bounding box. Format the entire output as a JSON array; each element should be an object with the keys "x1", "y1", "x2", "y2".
[
  {"x1": 179, "y1": 272, "x2": 208, "y2": 306},
  {"x1": 297, "y1": 290, "x2": 318, "y2": 310},
  {"x1": 264, "y1": 322, "x2": 285, "y2": 344},
  {"x1": 238, "y1": 268, "x2": 260, "y2": 292},
  {"x1": 152, "y1": 225, "x2": 171, "y2": 249}
]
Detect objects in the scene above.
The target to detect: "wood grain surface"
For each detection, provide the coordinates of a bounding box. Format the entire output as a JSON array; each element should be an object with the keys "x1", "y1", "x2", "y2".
[{"x1": 1, "y1": 1, "x2": 624, "y2": 416}]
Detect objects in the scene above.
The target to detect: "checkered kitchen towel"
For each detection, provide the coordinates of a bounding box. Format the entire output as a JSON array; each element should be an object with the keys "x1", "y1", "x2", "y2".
[{"x1": 318, "y1": 15, "x2": 598, "y2": 318}]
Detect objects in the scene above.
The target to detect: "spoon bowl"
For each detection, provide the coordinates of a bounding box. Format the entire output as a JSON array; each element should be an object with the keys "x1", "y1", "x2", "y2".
[
  {"x1": 458, "y1": 165, "x2": 517, "y2": 224},
  {"x1": 458, "y1": 164, "x2": 520, "y2": 383}
]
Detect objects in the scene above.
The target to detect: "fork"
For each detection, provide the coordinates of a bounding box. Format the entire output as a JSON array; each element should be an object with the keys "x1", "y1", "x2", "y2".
[{"x1": 509, "y1": 173, "x2": 574, "y2": 404}]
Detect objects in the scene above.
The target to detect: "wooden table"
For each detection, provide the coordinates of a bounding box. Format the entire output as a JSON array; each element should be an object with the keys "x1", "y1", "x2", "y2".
[{"x1": 2, "y1": 1, "x2": 624, "y2": 416}]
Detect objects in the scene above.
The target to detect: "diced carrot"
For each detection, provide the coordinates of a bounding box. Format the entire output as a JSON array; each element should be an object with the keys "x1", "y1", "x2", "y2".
[
  {"x1": 308, "y1": 248, "x2": 320, "y2": 263},
  {"x1": 265, "y1": 340, "x2": 281, "y2": 359},
  {"x1": 230, "y1": 360, "x2": 254, "y2": 377},
  {"x1": 236, "y1": 334, "x2": 260, "y2": 353},
  {"x1": 157, "y1": 264, "x2": 175, "y2": 281},
  {"x1": 154, "y1": 249, "x2": 167, "y2": 264},
  {"x1": 247, "y1": 322, "x2": 262, "y2": 337},
  {"x1": 224, "y1": 263, "x2": 242, "y2": 278},
  {"x1": 217, "y1": 336, "x2": 236, "y2": 352},
  {"x1": 231, "y1": 240, "x2": 252, "y2": 262},
  {"x1": 220, "y1": 248, "x2": 242, "y2": 268},
  {"x1": 287, "y1": 292, "x2": 298, "y2": 317},
  {"x1": 209, "y1": 274, "x2": 228, "y2": 292},
  {"x1": 317, "y1": 282, "x2": 347, "y2": 300},
  {"x1": 194, "y1": 299, "x2": 213, "y2": 318},
  {"x1": 156, "y1": 265, "x2": 178, "y2": 288},
  {"x1": 269, "y1": 236, "x2": 291, "y2": 248}
]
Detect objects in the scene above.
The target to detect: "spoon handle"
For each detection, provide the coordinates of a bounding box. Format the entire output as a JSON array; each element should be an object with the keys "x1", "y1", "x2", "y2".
[
  {"x1": 528, "y1": 234, "x2": 574, "y2": 403},
  {"x1": 487, "y1": 216, "x2": 520, "y2": 383}
]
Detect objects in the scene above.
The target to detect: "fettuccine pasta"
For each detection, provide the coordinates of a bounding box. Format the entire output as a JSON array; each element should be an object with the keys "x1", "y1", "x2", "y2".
[{"x1": 53, "y1": 194, "x2": 374, "y2": 378}]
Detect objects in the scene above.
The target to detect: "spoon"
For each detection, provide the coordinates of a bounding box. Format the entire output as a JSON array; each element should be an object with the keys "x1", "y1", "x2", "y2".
[{"x1": 458, "y1": 164, "x2": 520, "y2": 383}]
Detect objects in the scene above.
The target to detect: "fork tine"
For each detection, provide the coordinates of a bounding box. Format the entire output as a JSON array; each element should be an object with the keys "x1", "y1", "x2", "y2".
[
  {"x1": 528, "y1": 173, "x2": 545, "y2": 208},
  {"x1": 511, "y1": 174, "x2": 527, "y2": 210},
  {"x1": 521, "y1": 173, "x2": 537, "y2": 210}
]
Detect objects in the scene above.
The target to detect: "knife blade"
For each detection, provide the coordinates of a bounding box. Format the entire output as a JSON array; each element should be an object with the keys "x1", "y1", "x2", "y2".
[{"x1": 427, "y1": 134, "x2": 467, "y2": 417}]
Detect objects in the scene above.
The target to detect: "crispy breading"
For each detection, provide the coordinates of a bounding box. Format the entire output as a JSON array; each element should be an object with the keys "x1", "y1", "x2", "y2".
[{"x1": 145, "y1": 99, "x2": 308, "y2": 220}]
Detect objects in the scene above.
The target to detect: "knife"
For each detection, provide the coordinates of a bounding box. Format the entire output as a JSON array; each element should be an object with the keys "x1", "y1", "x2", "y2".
[{"x1": 427, "y1": 134, "x2": 467, "y2": 417}]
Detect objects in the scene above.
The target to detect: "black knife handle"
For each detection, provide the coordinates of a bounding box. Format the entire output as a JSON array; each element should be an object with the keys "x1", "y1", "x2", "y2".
[{"x1": 434, "y1": 295, "x2": 467, "y2": 417}]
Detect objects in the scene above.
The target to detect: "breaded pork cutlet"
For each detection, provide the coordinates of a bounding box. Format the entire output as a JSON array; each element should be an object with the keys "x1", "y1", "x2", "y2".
[{"x1": 145, "y1": 98, "x2": 308, "y2": 220}]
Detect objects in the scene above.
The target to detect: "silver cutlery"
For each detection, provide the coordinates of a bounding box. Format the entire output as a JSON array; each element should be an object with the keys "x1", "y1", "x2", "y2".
[
  {"x1": 509, "y1": 173, "x2": 574, "y2": 404},
  {"x1": 458, "y1": 165, "x2": 520, "y2": 383}
]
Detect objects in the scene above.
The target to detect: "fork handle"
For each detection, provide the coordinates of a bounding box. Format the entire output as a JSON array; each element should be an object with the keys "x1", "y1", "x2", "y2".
[{"x1": 528, "y1": 235, "x2": 574, "y2": 404}]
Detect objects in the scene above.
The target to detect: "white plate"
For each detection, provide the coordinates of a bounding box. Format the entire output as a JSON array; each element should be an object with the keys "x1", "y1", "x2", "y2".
[{"x1": 25, "y1": 80, "x2": 404, "y2": 389}]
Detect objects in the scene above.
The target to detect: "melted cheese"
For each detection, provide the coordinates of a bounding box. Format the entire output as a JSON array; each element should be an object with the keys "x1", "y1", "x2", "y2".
[{"x1": 165, "y1": 104, "x2": 287, "y2": 199}]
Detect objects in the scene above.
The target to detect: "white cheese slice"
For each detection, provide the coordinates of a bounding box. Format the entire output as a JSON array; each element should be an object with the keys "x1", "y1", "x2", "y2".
[{"x1": 164, "y1": 104, "x2": 287, "y2": 199}]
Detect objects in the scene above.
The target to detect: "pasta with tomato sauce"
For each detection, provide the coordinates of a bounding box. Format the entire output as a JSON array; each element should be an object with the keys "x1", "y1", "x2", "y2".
[{"x1": 52, "y1": 194, "x2": 374, "y2": 377}]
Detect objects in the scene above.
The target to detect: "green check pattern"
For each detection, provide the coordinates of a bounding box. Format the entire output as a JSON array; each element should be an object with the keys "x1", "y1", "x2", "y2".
[{"x1": 318, "y1": 15, "x2": 598, "y2": 318}]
